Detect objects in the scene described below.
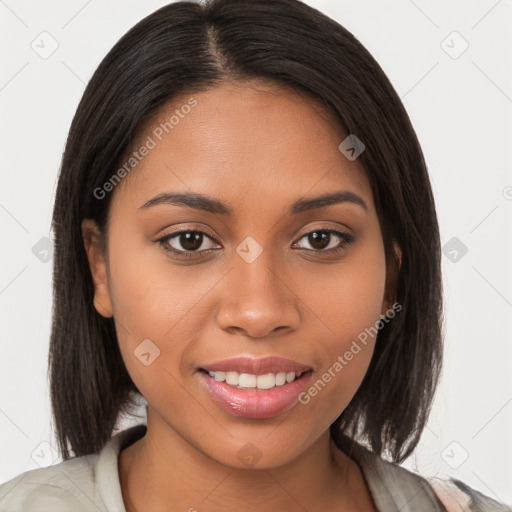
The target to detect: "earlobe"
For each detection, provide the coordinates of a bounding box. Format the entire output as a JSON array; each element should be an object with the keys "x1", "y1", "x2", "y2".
[{"x1": 81, "y1": 219, "x2": 113, "y2": 318}]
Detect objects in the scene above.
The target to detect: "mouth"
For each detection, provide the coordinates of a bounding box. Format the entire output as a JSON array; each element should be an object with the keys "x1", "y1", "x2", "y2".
[{"x1": 196, "y1": 357, "x2": 314, "y2": 419}]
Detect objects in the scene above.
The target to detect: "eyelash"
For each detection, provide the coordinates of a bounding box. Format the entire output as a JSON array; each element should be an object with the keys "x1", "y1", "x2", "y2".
[{"x1": 156, "y1": 228, "x2": 355, "y2": 259}]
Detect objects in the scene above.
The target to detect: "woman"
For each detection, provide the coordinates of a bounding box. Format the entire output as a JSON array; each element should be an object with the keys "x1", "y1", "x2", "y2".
[{"x1": 0, "y1": 0, "x2": 509, "y2": 510}]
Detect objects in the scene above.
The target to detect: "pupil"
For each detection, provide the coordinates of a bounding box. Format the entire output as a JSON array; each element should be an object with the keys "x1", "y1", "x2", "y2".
[
  {"x1": 309, "y1": 231, "x2": 330, "y2": 250},
  {"x1": 180, "y1": 232, "x2": 202, "y2": 251}
]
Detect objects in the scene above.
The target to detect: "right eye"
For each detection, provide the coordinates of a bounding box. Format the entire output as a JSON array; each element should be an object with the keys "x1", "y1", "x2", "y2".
[{"x1": 156, "y1": 230, "x2": 221, "y2": 258}]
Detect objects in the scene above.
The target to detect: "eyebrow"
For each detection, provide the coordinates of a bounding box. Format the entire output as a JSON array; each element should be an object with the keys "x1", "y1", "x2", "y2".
[{"x1": 138, "y1": 190, "x2": 367, "y2": 215}]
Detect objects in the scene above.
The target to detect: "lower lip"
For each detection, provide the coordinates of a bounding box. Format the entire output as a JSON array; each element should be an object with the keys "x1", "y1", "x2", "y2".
[{"x1": 198, "y1": 370, "x2": 313, "y2": 419}]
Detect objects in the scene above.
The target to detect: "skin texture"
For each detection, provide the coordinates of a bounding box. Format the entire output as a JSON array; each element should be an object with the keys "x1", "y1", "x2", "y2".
[{"x1": 82, "y1": 81, "x2": 399, "y2": 511}]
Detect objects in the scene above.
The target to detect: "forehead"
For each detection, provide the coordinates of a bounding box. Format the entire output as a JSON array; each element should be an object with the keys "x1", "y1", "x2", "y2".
[{"x1": 111, "y1": 82, "x2": 372, "y2": 216}]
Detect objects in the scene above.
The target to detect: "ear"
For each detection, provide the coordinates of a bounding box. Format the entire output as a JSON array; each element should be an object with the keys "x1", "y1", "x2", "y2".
[
  {"x1": 81, "y1": 219, "x2": 113, "y2": 318},
  {"x1": 381, "y1": 241, "x2": 402, "y2": 317}
]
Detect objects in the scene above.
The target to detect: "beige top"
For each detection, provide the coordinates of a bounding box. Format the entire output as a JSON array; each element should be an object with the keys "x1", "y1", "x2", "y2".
[{"x1": 0, "y1": 423, "x2": 510, "y2": 512}]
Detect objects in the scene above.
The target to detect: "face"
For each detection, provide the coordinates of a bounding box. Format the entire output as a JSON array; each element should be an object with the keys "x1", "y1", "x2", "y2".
[{"x1": 83, "y1": 81, "x2": 397, "y2": 469}]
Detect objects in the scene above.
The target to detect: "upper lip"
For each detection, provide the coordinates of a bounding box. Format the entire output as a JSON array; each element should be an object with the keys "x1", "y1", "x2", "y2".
[{"x1": 200, "y1": 356, "x2": 313, "y2": 375}]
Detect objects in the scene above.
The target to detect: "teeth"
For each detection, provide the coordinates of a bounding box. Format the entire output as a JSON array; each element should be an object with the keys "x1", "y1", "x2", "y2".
[
  {"x1": 275, "y1": 372, "x2": 286, "y2": 386},
  {"x1": 207, "y1": 370, "x2": 301, "y2": 389}
]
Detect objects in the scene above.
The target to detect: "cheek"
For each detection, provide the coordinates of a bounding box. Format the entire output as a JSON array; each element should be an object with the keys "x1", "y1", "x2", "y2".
[
  {"x1": 106, "y1": 231, "x2": 222, "y2": 393},
  {"x1": 296, "y1": 238, "x2": 386, "y2": 413},
  {"x1": 304, "y1": 233, "x2": 387, "y2": 348},
  {"x1": 107, "y1": 224, "x2": 209, "y2": 337},
  {"x1": 107, "y1": 256, "x2": 231, "y2": 432}
]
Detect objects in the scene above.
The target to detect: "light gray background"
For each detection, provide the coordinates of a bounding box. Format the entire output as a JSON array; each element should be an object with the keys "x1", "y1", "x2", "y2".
[{"x1": 1, "y1": 0, "x2": 511, "y2": 505}]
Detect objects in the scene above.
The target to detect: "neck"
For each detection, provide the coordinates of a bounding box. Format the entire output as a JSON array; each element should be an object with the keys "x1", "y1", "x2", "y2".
[{"x1": 119, "y1": 407, "x2": 366, "y2": 512}]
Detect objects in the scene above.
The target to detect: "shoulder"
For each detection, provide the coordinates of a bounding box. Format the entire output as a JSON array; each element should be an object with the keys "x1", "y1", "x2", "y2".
[
  {"x1": 336, "y1": 434, "x2": 512, "y2": 512},
  {"x1": 368, "y1": 451, "x2": 512, "y2": 512},
  {"x1": 0, "y1": 455, "x2": 103, "y2": 512},
  {"x1": 0, "y1": 423, "x2": 146, "y2": 512},
  {"x1": 429, "y1": 477, "x2": 512, "y2": 512}
]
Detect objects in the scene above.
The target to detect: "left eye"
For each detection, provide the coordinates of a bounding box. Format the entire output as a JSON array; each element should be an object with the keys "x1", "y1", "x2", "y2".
[{"x1": 294, "y1": 229, "x2": 354, "y2": 252}]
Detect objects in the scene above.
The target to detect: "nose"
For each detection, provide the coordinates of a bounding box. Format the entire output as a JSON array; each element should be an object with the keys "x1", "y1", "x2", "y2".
[{"x1": 216, "y1": 250, "x2": 301, "y2": 339}]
